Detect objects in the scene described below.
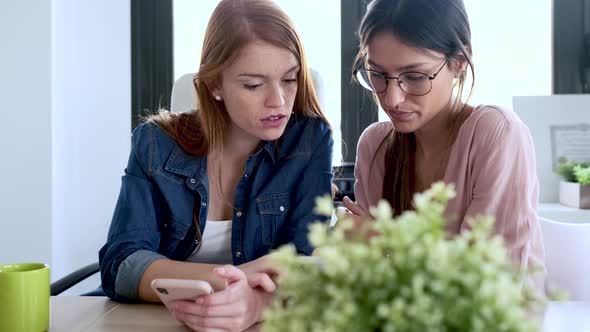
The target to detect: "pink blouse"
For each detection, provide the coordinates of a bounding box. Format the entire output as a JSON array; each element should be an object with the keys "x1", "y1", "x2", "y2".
[{"x1": 354, "y1": 105, "x2": 545, "y2": 279}]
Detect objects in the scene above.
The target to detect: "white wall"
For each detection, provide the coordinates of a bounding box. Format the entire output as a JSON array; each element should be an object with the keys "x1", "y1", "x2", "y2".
[
  {"x1": 464, "y1": 0, "x2": 552, "y2": 108},
  {"x1": 0, "y1": 1, "x2": 131, "y2": 294},
  {"x1": 51, "y1": 0, "x2": 131, "y2": 287},
  {"x1": 0, "y1": 1, "x2": 53, "y2": 268},
  {"x1": 513, "y1": 95, "x2": 590, "y2": 203}
]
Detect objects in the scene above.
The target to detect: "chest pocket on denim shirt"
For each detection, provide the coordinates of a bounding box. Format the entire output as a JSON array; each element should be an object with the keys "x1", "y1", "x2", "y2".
[
  {"x1": 160, "y1": 216, "x2": 191, "y2": 256},
  {"x1": 256, "y1": 192, "x2": 290, "y2": 246}
]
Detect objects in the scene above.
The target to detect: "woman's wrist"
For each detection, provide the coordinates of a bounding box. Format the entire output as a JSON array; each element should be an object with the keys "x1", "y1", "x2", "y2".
[{"x1": 254, "y1": 288, "x2": 275, "y2": 323}]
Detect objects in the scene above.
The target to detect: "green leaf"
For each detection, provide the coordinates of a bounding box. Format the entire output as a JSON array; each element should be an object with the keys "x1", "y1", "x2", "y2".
[
  {"x1": 556, "y1": 158, "x2": 578, "y2": 182},
  {"x1": 574, "y1": 165, "x2": 590, "y2": 185}
]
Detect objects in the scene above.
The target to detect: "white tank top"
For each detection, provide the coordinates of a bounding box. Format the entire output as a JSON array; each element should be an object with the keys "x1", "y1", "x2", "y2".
[{"x1": 186, "y1": 220, "x2": 233, "y2": 265}]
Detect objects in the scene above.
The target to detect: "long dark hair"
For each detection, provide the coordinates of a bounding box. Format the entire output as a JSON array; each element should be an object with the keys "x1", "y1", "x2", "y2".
[{"x1": 354, "y1": 0, "x2": 475, "y2": 215}]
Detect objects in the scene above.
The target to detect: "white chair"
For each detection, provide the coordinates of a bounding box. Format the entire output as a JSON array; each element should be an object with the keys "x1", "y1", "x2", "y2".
[
  {"x1": 170, "y1": 68, "x2": 326, "y2": 113},
  {"x1": 170, "y1": 73, "x2": 198, "y2": 113},
  {"x1": 539, "y1": 217, "x2": 590, "y2": 300}
]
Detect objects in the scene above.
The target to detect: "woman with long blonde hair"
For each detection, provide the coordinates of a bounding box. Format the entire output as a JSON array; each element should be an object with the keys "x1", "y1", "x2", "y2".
[{"x1": 99, "y1": 0, "x2": 332, "y2": 330}]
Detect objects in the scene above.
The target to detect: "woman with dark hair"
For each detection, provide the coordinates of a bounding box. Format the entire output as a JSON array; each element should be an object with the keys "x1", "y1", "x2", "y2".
[
  {"x1": 343, "y1": 0, "x2": 545, "y2": 287},
  {"x1": 98, "y1": 0, "x2": 333, "y2": 330}
]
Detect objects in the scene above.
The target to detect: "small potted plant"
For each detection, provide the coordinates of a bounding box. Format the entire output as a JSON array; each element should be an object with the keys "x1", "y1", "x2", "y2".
[
  {"x1": 263, "y1": 183, "x2": 544, "y2": 332},
  {"x1": 556, "y1": 158, "x2": 590, "y2": 209}
]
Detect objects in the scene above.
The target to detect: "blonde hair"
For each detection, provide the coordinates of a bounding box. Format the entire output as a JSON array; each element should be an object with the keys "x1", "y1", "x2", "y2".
[
  {"x1": 147, "y1": 0, "x2": 330, "y2": 239},
  {"x1": 150, "y1": 0, "x2": 329, "y2": 155}
]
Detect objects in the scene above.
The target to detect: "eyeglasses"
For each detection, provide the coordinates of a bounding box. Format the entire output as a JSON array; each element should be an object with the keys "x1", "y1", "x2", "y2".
[{"x1": 354, "y1": 58, "x2": 449, "y2": 96}]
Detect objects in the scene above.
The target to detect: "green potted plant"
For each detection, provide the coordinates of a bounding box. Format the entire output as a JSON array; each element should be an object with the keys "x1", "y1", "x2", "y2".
[
  {"x1": 556, "y1": 158, "x2": 590, "y2": 209},
  {"x1": 263, "y1": 183, "x2": 544, "y2": 332}
]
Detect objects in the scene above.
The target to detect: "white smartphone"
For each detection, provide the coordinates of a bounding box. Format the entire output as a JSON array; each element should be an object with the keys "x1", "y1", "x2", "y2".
[{"x1": 151, "y1": 278, "x2": 214, "y2": 304}]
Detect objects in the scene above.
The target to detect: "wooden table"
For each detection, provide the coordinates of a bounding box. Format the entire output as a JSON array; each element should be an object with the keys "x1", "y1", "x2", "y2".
[
  {"x1": 50, "y1": 296, "x2": 189, "y2": 331},
  {"x1": 49, "y1": 296, "x2": 590, "y2": 331}
]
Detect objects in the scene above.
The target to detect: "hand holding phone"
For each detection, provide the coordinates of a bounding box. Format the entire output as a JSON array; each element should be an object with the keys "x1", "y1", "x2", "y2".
[{"x1": 150, "y1": 278, "x2": 214, "y2": 304}]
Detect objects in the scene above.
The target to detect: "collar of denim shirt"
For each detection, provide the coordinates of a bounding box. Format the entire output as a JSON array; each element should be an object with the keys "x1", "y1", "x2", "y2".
[
  {"x1": 163, "y1": 136, "x2": 278, "y2": 180},
  {"x1": 161, "y1": 115, "x2": 308, "y2": 180}
]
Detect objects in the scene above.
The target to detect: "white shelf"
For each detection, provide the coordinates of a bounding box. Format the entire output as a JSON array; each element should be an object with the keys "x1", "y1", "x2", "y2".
[{"x1": 539, "y1": 203, "x2": 590, "y2": 223}]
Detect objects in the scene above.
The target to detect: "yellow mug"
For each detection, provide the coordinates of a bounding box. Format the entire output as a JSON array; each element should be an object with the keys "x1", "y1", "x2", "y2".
[{"x1": 0, "y1": 263, "x2": 50, "y2": 332}]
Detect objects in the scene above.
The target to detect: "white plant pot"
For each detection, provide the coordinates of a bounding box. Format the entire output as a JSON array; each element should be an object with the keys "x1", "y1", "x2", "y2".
[{"x1": 559, "y1": 181, "x2": 590, "y2": 209}]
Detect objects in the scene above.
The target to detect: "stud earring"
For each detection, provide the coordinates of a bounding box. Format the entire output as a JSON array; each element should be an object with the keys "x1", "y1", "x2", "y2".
[{"x1": 214, "y1": 95, "x2": 223, "y2": 101}]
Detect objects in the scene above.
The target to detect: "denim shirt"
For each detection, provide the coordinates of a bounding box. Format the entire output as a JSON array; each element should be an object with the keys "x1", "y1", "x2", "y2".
[{"x1": 98, "y1": 114, "x2": 333, "y2": 302}]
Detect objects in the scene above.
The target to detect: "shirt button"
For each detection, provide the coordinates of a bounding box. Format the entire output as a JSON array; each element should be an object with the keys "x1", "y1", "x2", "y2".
[
  {"x1": 201, "y1": 202, "x2": 207, "y2": 207},
  {"x1": 279, "y1": 206, "x2": 285, "y2": 212},
  {"x1": 236, "y1": 211, "x2": 243, "y2": 217},
  {"x1": 235, "y1": 251, "x2": 242, "y2": 258},
  {"x1": 189, "y1": 178, "x2": 196, "y2": 184}
]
